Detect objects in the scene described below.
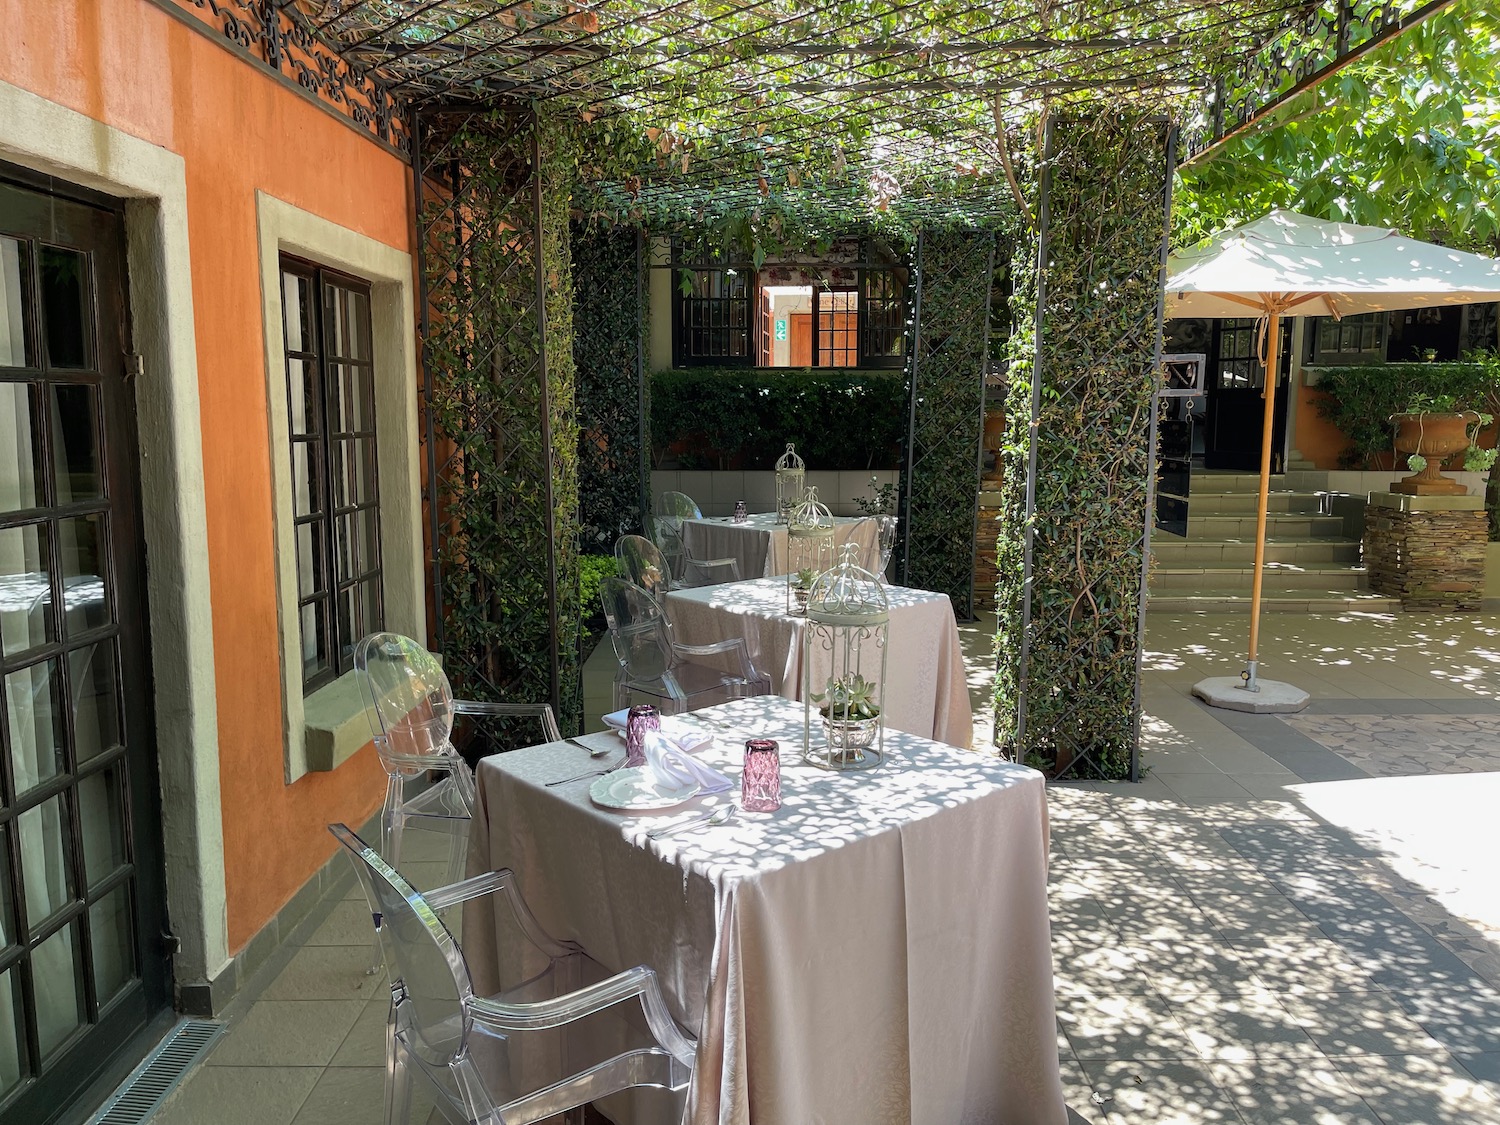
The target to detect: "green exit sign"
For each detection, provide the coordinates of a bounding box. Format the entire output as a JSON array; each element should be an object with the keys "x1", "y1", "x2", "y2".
[{"x1": 774, "y1": 319, "x2": 788, "y2": 341}]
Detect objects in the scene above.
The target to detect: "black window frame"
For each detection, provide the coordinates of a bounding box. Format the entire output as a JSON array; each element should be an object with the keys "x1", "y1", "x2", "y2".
[
  {"x1": 1307, "y1": 311, "x2": 1388, "y2": 365},
  {"x1": 279, "y1": 254, "x2": 384, "y2": 693},
  {"x1": 669, "y1": 236, "x2": 908, "y2": 370}
]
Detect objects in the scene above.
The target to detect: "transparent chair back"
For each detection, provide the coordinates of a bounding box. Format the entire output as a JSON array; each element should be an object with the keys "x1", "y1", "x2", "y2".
[
  {"x1": 599, "y1": 578, "x2": 674, "y2": 687},
  {"x1": 355, "y1": 632, "x2": 460, "y2": 769},
  {"x1": 614, "y1": 534, "x2": 673, "y2": 598},
  {"x1": 330, "y1": 824, "x2": 694, "y2": 1125},
  {"x1": 652, "y1": 491, "x2": 701, "y2": 579}
]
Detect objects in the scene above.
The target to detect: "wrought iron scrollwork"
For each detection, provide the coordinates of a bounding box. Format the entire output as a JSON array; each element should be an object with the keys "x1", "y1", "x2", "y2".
[{"x1": 153, "y1": 0, "x2": 410, "y2": 157}]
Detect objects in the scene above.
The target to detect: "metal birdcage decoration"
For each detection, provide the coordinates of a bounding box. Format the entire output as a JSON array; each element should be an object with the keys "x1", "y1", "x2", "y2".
[
  {"x1": 785, "y1": 487, "x2": 835, "y2": 616},
  {"x1": 803, "y1": 543, "x2": 888, "y2": 771},
  {"x1": 774, "y1": 443, "x2": 805, "y2": 525}
]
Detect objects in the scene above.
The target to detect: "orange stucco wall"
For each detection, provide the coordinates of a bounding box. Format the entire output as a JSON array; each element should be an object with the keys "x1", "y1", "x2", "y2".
[
  {"x1": 1293, "y1": 381, "x2": 1355, "y2": 469},
  {"x1": 1, "y1": 1, "x2": 407, "y2": 952}
]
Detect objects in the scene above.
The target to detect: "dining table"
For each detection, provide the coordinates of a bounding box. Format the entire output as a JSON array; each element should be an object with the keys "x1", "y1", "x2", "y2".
[
  {"x1": 664, "y1": 576, "x2": 975, "y2": 748},
  {"x1": 465, "y1": 695, "x2": 1067, "y2": 1125},
  {"x1": 679, "y1": 511, "x2": 880, "y2": 579}
]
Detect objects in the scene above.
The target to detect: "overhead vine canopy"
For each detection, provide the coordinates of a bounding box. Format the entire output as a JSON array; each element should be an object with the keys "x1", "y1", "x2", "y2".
[{"x1": 297, "y1": 0, "x2": 1333, "y2": 222}]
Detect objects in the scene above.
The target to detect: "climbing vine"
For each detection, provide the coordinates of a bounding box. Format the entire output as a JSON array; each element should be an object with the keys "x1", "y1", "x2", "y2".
[
  {"x1": 995, "y1": 110, "x2": 1174, "y2": 780},
  {"x1": 419, "y1": 106, "x2": 583, "y2": 741}
]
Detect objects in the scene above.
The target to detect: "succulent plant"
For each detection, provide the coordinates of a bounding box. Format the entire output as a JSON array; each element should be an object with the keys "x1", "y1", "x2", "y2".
[
  {"x1": 813, "y1": 672, "x2": 880, "y2": 720},
  {"x1": 793, "y1": 567, "x2": 819, "y2": 590}
]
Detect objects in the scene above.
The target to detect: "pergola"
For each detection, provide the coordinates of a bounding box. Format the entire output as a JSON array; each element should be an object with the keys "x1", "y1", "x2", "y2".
[{"x1": 153, "y1": 0, "x2": 1456, "y2": 778}]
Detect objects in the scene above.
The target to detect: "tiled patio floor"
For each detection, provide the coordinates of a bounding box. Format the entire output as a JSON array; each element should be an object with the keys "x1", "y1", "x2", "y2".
[{"x1": 141, "y1": 609, "x2": 1500, "y2": 1124}]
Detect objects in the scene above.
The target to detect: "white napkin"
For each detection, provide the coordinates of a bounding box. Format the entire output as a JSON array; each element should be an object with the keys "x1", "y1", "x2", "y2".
[
  {"x1": 602, "y1": 709, "x2": 714, "y2": 754},
  {"x1": 643, "y1": 731, "x2": 732, "y2": 794}
]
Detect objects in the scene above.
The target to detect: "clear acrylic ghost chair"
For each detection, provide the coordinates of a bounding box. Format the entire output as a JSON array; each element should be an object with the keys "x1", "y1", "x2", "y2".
[
  {"x1": 329, "y1": 824, "x2": 695, "y2": 1125},
  {"x1": 614, "y1": 534, "x2": 673, "y2": 598},
  {"x1": 355, "y1": 632, "x2": 562, "y2": 881},
  {"x1": 680, "y1": 552, "x2": 741, "y2": 589},
  {"x1": 651, "y1": 491, "x2": 701, "y2": 580},
  {"x1": 598, "y1": 577, "x2": 770, "y2": 714}
]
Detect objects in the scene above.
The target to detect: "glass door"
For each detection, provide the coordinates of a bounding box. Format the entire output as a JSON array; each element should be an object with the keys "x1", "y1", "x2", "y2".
[{"x1": 0, "y1": 170, "x2": 168, "y2": 1125}]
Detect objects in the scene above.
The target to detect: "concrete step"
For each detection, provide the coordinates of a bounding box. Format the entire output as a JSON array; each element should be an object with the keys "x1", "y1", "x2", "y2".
[
  {"x1": 1149, "y1": 589, "x2": 1401, "y2": 613},
  {"x1": 1151, "y1": 564, "x2": 1368, "y2": 591},
  {"x1": 1192, "y1": 472, "x2": 1279, "y2": 493},
  {"x1": 1179, "y1": 491, "x2": 1324, "y2": 516},
  {"x1": 1152, "y1": 537, "x2": 1361, "y2": 566},
  {"x1": 1182, "y1": 514, "x2": 1347, "y2": 540}
]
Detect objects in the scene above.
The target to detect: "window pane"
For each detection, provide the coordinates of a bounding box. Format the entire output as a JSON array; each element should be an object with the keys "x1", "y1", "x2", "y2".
[
  {"x1": 0, "y1": 238, "x2": 33, "y2": 369},
  {"x1": 286, "y1": 357, "x2": 317, "y2": 436},
  {"x1": 18, "y1": 793, "x2": 74, "y2": 926},
  {"x1": 300, "y1": 599, "x2": 330, "y2": 681},
  {"x1": 358, "y1": 578, "x2": 381, "y2": 640},
  {"x1": 335, "y1": 513, "x2": 354, "y2": 581},
  {"x1": 0, "y1": 522, "x2": 52, "y2": 656},
  {"x1": 0, "y1": 382, "x2": 44, "y2": 512},
  {"x1": 352, "y1": 438, "x2": 376, "y2": 505},
  {"x1": 71, "y1": 641, "x2": 121, "y2": 763},
  {"x1": 50, "y1": 383, "x2": 102, "y2": 503},
  {"x1": 59, "y1": 514, "x2": 109, "y2": 635},
  {"x1": 291, "y1": 440, "x2": 319, "y2": 518},
  {"x1": 0, "y1": 968, "x2": 25, "y2": 1097},
  {"x1": 6, "y1": 660, "x2": 63, "y2": 795},
  {"x1": 90, "y1": 884, "x2": 134, "y2": 1008},
  {"x1": 78, "y1": 765, "x2": 127, "y2": 888},
  {"x1": 336, "y1": 586, "x2": 355, "y2": 666},
  {"x1": 282, "y1": 271, "x2": 313, "y2": 354},
  {"x1": 39, "y1": 247, "x2": 90, "y2": 371},
  {"x1": 348, "y1": 367, "x2": 375, "y2": 433},
  {"x1": 347, "y1": 289, "x2": 371, "y2": 361},
  {"x1": 32, "y1": 923, "x2": 82, "y2": 1060},
  {"x1": 323, "y1": 284, "x2": 348, "y2": 359},
  {"x1": 330, "y1": 438, "x2": 353, "y2": 511},
  {"x1": 295, "y1": 521, "x2": 326, "y2": 600}
]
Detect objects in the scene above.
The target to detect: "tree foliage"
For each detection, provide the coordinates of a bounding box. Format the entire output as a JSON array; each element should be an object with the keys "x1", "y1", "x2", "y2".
[{"x1": 1176, "y1": 0, "x2": 1500, "y2": 251}]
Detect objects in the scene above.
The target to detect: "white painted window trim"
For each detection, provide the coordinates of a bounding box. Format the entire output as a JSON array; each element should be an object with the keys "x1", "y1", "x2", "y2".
[
  {"x1": 255, "y1": 192, "x2": 424, "y2": 781},
  {"x1": 0, "y1": 78, "x2": 228, "y2": 985}
]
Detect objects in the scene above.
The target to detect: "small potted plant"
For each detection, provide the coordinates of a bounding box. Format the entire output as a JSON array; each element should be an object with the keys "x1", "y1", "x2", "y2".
[
  {"x1": 813, "y1": 672, "x2": 882, "y2": 754},
  {"x1": 790, "y1": 567, "x2": 818, "y2": 613},
  {"x1": 1391, "y1": 394, "x2": 1494, "y2": 496}
]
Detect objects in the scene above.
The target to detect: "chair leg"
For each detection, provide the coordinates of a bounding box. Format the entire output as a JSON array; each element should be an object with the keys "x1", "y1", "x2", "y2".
[
  {"x1": 369, "y1": 779, "x2": 405, "y2": 976},
  {"x1": 384, "y1": 1032, "x2": 413, "y2": 1125}
]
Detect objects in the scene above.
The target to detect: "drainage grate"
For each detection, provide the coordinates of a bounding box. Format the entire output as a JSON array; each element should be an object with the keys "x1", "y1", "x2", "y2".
[{"x1": 88, "y1": 1019, "x2": 225, "y2": 1125}]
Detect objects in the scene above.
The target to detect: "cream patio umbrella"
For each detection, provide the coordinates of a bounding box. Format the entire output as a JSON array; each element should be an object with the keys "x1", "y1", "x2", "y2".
[{"x1": 1165, "y1": 209, "x2": 1500, "y2": 712}]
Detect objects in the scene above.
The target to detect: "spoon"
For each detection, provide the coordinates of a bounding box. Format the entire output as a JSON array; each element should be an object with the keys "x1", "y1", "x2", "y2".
[{"x1": 647, "y1": 803, "x2": 738, "y2": 840}]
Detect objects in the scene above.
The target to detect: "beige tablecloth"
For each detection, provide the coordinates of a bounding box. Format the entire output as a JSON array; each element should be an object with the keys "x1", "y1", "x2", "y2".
[
  {"x1": 665, "y1": 577, "x2": 974, "y2": 749},
  {"x1": 680, "y1": 513, "x2": 880, "y2": 578},
  {"x1": 466, "y1": 696, "x2": 1065, "y2": 1125}
]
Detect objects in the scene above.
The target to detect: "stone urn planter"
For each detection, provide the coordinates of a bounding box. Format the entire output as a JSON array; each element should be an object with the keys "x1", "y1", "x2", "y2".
[{"x1": 1391, "y1": 412, "x2": 1479, "y2": 496}]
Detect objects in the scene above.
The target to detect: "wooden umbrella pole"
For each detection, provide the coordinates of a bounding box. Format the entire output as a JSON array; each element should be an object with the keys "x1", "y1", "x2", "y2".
[{"x1": 1245, "y1": 306, "x2": 1283, "y2": 691}]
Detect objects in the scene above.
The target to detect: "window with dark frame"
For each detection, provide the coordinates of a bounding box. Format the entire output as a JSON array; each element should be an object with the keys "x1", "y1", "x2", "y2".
[
  {"x1": 280, "y1": 256, "x2": 384, "y2": 692},
  {"x1": 670, "y1": 237, "x2": 907, "y2": 369},
  {"x1": 1310, "y1": 311, "x2": 1387, "y2": 364},
  {"x1": 1213, "y1": 318, "x2": 1262, "y2": 388}
]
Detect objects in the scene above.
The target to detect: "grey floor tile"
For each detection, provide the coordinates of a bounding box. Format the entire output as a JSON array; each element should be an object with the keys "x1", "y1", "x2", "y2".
[
  {"x1": 1080, "y1": 1057, "x2": 1242, "y2": 1125},
  {"x1": 152, "y1": 1065, "x2": 321, "y2": 1125},
  {"x1": 1458, "y1": 1052, "x2": 1500, "y2": 1086},
  {"x1": 1394, "y1": 985, "x2": 1500, "y2": 1055},
  {"x1": 1132, "y1": 939, "x2": 1264, "y2": 1002},
  {"x1": 1280, "y1": 991, "x2": 1447, "y2": 1058},
  {"x1": 306, "y1": 900, "x2": 379, "y2": 947},
  {"x1": 290, "y1": 1066, "x2": 385, "y2": 1125},
  {"x1": 1210, "y1": 1058, "x2": 1381, "y2": 1125},
  {"x1": 1228, "y1": 936, "x2": 1382, "y2": 995},
  {"x1": 262, "y1": 944, "x2": 389, "y2": 1003},
  {"x1": 1159, "y1": 773, "x2": 1255, "y2": 802},
  {"x1": 1095, "y1": 890, "x2": 1219, "y2": 943},
  {"x1": 1333, "y1": 1051, "x2": 1500, "y2": 1125},
  {"x1": 330, "y1": 998, "x2": 391, "y2": 1068},
  {"x1": 1191, "y1": 891, "x2": 1326, "y2": 944},
  {"x1": 1171, "y1": 986, "x2": 1322, "y2": 1062},
  {"x1": 1058, "y1": 991, "x2": 1201, "y2": 1061},
  {"x1": 208, "y1": 999, "x2": 367, "y2": 1067}
]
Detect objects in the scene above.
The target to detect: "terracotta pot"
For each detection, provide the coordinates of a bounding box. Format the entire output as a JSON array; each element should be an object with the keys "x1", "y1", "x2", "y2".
[{"x1": 1391, "y1": 412, "x2": 1478, "y2": 496}]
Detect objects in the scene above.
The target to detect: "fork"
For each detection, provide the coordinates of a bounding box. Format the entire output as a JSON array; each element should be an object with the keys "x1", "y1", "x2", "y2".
[
  {"x1": 566, "y1": 735, "x2": 613, "y2": 758},
  {"x1": 545, "y1": 757, "x2": 625, "y2": 787}
]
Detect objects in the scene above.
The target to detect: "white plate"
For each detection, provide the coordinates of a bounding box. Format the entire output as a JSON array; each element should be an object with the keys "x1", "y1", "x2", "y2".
[{"x1": 590, "y1": 766, "x2": 701, "y2": 812}]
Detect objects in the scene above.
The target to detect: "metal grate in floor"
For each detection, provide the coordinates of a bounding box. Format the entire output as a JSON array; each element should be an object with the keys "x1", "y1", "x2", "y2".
[{"x1": 87, "y1": 1019, "x2": 225, "y2": 1125}]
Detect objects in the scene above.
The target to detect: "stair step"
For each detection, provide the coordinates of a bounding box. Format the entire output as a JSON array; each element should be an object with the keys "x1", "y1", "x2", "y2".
[
  {"x1": 1191, "y1": 472, "x2": 1280, "y2": 493},
  {"x1": 1182, "y1": 514, "x2": 1346, "y2": 539},
  {"x1": 1151, "y1": 565, "x2": 1368, "y2": 591},
  {"x1": 1149, "y1": 590, "x2": 1402, "y2": 613},
  {"x1": 1152, "y1": 538, "x2": 1361, "y2": 566},
  {"x1": 1180, "y1": 491, "x2": 1324, "y2": 515}
]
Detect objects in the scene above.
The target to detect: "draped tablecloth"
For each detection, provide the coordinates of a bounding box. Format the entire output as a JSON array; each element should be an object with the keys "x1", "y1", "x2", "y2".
[
  {"x1": 466, "y1": 696, "x2": 1066, "y2": 1125},
  {"x1": 665, "y1": 577, "x2": 974, "y2": 749},
  {"x1": 680, "y1": 513, "x2": 880, "y2": 579}
]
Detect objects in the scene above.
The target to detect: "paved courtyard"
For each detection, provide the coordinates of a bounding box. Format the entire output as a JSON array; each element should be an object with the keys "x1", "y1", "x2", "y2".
[{"x1": 139, "y1": 608, "x2": 1500, "y2": 1125}]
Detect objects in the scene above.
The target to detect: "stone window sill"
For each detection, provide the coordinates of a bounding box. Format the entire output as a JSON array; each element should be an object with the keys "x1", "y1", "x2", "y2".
[{"x1": 303, "y1": 672, "x2": 374, "y2": 771}]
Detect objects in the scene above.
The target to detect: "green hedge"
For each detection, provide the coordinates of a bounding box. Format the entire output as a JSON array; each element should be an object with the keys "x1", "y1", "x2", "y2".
[
  {"x1": 1313, "y1": 362, "x2": 1497, "y2": 468},
  {"x1": 650, "y1": 368, "x2": 905, "y2": 469}
]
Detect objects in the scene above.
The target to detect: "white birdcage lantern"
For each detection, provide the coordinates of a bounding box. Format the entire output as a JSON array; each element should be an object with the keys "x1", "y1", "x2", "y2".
[
  {"x1": 774, "y1": 443, "x2": 805, "y2": 525},
  {"x1": 803, "y1": 543, "x2": 888, "y2": 771},
  {"x1": 785, "y1": 487, "x2": 835, "y2": 615}
]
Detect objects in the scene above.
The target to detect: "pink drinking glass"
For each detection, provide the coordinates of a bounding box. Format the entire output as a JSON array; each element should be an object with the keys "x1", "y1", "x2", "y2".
[
  {"x1": 742, "y1": 739, "x2": 781, "y2": 812},
  {"x1": 625, "y1": 705, "x2": 659, "y2": 768}
]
